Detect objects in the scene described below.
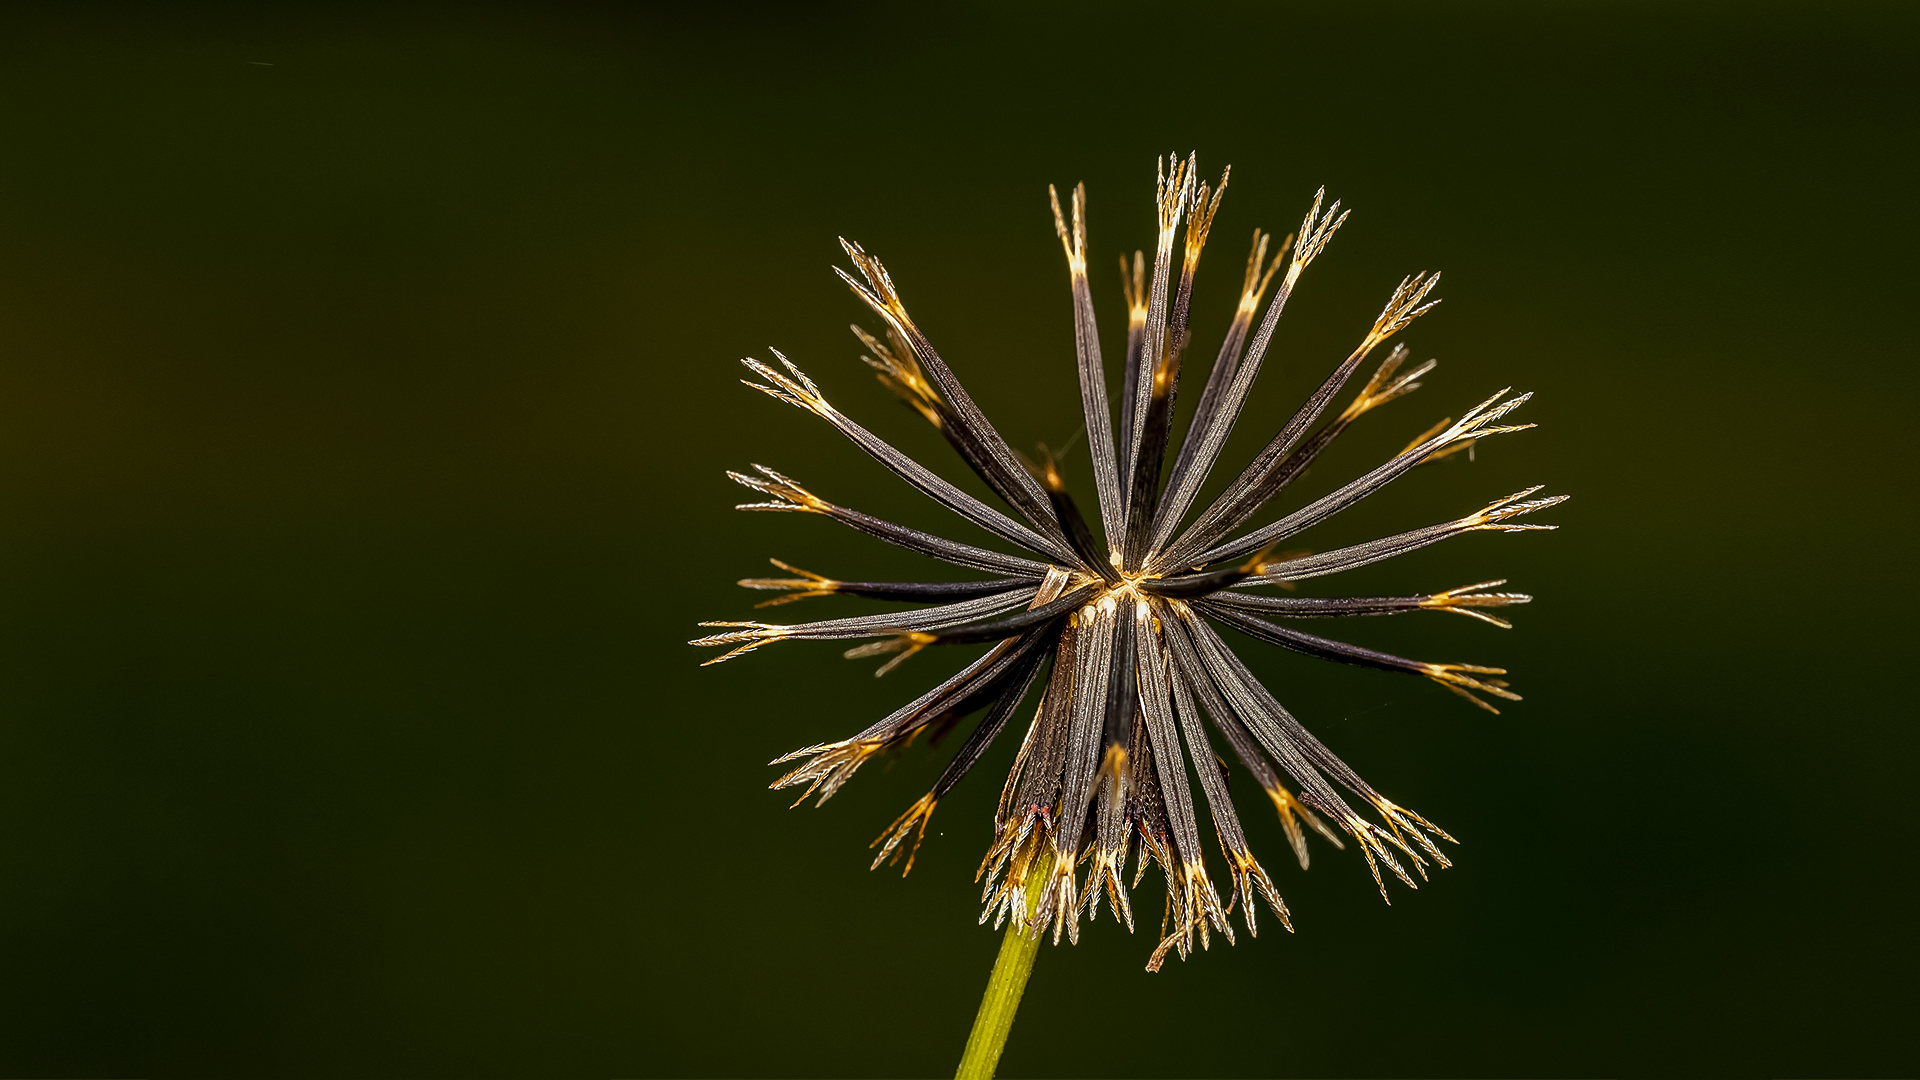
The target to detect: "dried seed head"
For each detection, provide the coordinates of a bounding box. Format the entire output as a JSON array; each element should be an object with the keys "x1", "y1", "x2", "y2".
[{"x1": 696, "y1": 156, "x2": 1561, "y2": 968}]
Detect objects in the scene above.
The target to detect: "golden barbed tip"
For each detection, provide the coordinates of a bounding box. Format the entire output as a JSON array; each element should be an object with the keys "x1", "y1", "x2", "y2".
[
  {"x1": 696, "y1": 643, "x2": 758, "y2": 666},
  {"x1": 844, "y1": 631, "x2": 936, "y2": 677},
  {"x1": 1422, "y1": 661, "x2": 1522, "y2": 712},
  {"x1": 690, "y1": 620, "x2": 791, "y2": 666},
  {"x1": 870, "y1": 793, "x2": 939, "y2": 875},
  {"x1": 737, "y1": 559, "x2": 841, "y2": 605},
  {"x1": 1420, "y1": 580, "x2": 1533, "y2": 628},
  {"x1": 766, "y1": 741, "x2": 838, "y2": 771},
  {"x1": 769, "y1": 737, "x2": 888, "y2": 808}
]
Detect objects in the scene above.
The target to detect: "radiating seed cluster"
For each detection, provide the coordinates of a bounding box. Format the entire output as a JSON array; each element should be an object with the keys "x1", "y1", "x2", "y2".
[{"x1": 695, "y1": 155, "x2": 1565, "y2": 969}]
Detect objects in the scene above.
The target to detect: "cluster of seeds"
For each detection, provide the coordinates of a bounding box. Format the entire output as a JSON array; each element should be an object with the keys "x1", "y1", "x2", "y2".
[{"x1": 696, "y1": 155, "x2": 1564, "y2": 967}]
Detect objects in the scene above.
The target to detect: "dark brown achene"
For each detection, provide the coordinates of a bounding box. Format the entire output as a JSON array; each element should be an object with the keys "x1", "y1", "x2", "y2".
[{"x1": 695, "y1": 154, "x2": 1565, "y2": 970}]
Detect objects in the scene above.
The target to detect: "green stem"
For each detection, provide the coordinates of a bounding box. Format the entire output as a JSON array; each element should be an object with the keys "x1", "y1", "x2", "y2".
[{"x1": 955, "y1": 849, "x2": 1055, "y2": 1080}]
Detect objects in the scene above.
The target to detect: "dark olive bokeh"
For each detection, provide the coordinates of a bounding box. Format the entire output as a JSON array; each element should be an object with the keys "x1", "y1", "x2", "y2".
[{"x1": 0, "y1": 3, "x2": 1914, "y2": 1076}]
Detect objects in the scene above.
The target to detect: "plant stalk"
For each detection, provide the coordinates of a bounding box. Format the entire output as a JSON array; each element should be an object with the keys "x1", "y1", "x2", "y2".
[{"x1": 954, "y1": 848, "x2": 1056, "y2": 1080}]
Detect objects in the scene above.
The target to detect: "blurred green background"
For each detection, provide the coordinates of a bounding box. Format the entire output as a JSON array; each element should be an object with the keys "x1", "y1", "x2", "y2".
[{"x1": 0, "y1": 2, "x2": 1914, "y2": 1076}]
